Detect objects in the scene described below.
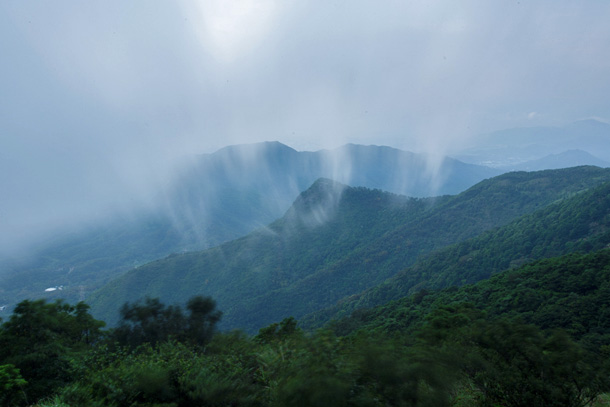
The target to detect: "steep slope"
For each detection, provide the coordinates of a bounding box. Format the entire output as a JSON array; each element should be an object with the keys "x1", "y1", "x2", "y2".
[
  {"x1": 87, "y1": 179, "x2": 438, "y2": 327},
  {"x1": 0, "y1": 142, "x2": 497, "y2": 313},
  {"x1": 303, "y1": 178, "x2": 610, "y2": 328},
  {"x1": 225, "y1": 167, "x2": 610, "y2": 331},
  {"x1": 88, "y1": 166, "x2": 610, "y2": 331},
  {"x1": 327, "y1": 248, "x2": 610, "y2": 347}
]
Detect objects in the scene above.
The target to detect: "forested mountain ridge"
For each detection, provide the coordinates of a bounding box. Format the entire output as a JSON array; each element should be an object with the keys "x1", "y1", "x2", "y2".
[
  {"x1": 87, "y1": 179, "x2": 437, "y2": 327},
  {"x1": 88, "y1": 166, "x2": 610, "y2": 331},
  {"x1": 303, "y1": 175, "x2": 610, "y2": 328},
  {"x1": 226, "y1": 167, "x2": 610, "y2": 332},
  {"x1": 327, "y1": 248, "x2": 610, "y2": 347},
  {"x1": 0, "y1": 142, "x2": 497, "y2": 314}
]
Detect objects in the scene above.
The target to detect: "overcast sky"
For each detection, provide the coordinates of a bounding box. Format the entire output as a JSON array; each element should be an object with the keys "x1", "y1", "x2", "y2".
[{"x1": 1, "y1": 1, "x2": 610, "y2": 254}]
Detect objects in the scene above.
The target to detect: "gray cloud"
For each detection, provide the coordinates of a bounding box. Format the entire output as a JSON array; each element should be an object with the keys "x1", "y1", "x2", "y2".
[{"x1": 1, "y1": 1, "x2": 609, "y2": 255}]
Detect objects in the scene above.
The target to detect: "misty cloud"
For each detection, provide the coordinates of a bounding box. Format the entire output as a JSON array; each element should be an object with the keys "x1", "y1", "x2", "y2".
[{"x1": 1, "y1": 1, "x2": 609, "y2": 255}]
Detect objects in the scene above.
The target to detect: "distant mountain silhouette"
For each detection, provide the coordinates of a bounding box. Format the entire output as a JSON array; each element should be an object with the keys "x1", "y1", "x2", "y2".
[
  {"x1": 506, "y1": 150, "x2": 609, "y2": 171},
  {"x1": 454, "y1": 119, "x2": 610, "y2": 167}
]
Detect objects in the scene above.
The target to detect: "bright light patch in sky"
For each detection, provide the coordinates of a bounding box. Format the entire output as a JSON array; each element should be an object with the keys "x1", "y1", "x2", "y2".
[{"x1": 185, "y1": 0, "x2": 281, "y2": 63}]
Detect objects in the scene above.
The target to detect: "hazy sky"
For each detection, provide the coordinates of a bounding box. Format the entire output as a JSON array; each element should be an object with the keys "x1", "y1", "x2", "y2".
[{"x1": 1, "y1": 1, "x2": 610, "y2": 254}]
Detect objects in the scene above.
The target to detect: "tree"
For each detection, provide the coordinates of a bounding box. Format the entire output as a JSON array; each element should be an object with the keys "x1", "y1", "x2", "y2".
[
  {"x1": 0, "y1": 364, "x2": 27, "y2": 407},
  {"x1": 112, "y1": 296, "x2": 221, "y2": 348},
  {"x1": 185, "y1": 295, "x2": 222, "y2": 347},
  {"x1": 418, "y1": 305, "x2": 610, "y2": 407},
  {"x1": 0, "y1": 299, "x2": 105, "y2": 404},
  {"x1": 469, "y1": 321, "x2": 609, "y2": 407}
]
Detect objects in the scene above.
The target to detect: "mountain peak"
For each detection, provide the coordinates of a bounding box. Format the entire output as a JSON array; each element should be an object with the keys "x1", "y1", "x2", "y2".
[
  {"x1": 301, "y1": 177, "x2": 345, "y2": 195},
  {"x1": 214, "y1": 141, "x2": 297, "y2": 156},
  {"x1": 283, "y1": 178, "x2": 347, "y2": 228}
]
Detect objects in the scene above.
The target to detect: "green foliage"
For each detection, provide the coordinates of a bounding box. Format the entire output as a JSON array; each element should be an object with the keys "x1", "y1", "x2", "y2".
[
  {"x1": 111, "y1": 295, "x2": 221, "y2": 349},
  {"x1": 10, "y1": 294, "x2": 608, "y2": 407},
  {"x1": 57, "y1": 325, "x2": 459, "y2": 407},
  {"x1": 0, "y1": 299, "x2": 105, "y2": 404},
  {"x1": 305, "y1": 179, "x2": 610, "y2": 328},
  {"x1": 338, "y1": 249, "x2": 610, "y2": 346},
  {"x1": 28, "y1": 395, "x2": 70, "y2": 407},
  {"x1": 0, "y1": 364, "x2": 27, "y2": 406},
  {"x1": 255, "y1": 316, "x2": 301, "y2": 344},
  {"x1": 417, "y1": 312, "x2": 610, "y2": 407},
  {"x1": 61, "y1": 343, "x2": 184, "y2": 407},
  {"x1": 271, "y1": 332, "x2": 353, "y2": 407},
  {"x1": 255, "y1": 328, "x2": 457, "y2": 407},
  {"x1": 179, "y1": 354, "x2": 263, "y2": 406},
  {"x1": 61, "y1": 338, "x2": 265, "y2": 407},
  {"x1": 185, "y1": 295, "x2": 223, "y2": 347},
  {"x1": 322, "y1": 249, "x2": 610, "y2": 405}
]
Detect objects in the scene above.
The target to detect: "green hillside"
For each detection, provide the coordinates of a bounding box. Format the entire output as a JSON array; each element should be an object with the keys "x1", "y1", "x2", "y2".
[
  {"x1": 89, "y1": 167, "x2": 610, "y2": 331},
  {"x1": 328, "y1": 248, "x2": 610, "y2": 339},
  {"x1": 303, "y1": 177, "x2": 610, "y2": 328},
  {"x1": 322, "y1": 248, "x2": 610, "y2": 406},
  {"x1": 87, "y1": 179, "x2": 436, "y2": 327},
  {"x1": 4, "y1": 250, "x2": 610, "y2": 407}
]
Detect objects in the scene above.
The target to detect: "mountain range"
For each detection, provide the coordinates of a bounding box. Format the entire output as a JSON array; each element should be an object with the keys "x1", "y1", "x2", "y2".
[
  {"x1": 1, "y1": 120, "x2": 609, "y2": 325},
  {"x1": 87, "y1": 166, "x2": 610, "y2": 331},
  {"x1": 453, "y1": 119, "x2": 610, "y2": 168},
  {"x1": 0, "y1": 143, "x2": 498, "y2": 312},
  {"x1": 303, "y1": 171, "x2": 610, "y2": 329}
]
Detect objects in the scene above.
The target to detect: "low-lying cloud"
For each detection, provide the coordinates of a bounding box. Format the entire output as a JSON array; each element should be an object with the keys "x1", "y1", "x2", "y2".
[{"x1": 1, "y1": 1, "x2": 609, "y2": 256}]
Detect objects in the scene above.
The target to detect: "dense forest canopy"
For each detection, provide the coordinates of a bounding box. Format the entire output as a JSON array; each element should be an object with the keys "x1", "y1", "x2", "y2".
[{"x1": 2, "y1": 249, "x2": 610, "y2": 406}]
